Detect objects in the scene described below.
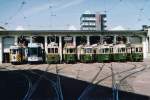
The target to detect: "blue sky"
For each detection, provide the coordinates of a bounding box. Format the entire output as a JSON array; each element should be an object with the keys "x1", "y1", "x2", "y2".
[{"x1": 0, "y1": 0, "x2": 150, "y2": 30}]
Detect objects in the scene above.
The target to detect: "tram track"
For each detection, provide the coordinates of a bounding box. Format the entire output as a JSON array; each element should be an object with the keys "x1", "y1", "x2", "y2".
[
  {"x1": 78, "y1": 63, "x2": 106, "y2": 100},
  {"x1": 24, "y1": 63, "x2": 64, "y2": 100},
  {"x1": 2, "y1": 64, "x2": 59, "y2": 100},
  {"x1": 1, "y1": 62, "x2": 149, "y2": 100},
  {"x1": 116, "y1": 62, "x2": 148, "y2": 92},
  {"x1": 0, "y1": 64, "x2": 32, "y2": 100}
]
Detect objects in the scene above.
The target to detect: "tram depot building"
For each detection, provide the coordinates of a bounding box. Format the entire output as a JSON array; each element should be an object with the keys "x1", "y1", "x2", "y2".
[{"x1": 0, "y1": 29, "x2": 150, "y2": 63}]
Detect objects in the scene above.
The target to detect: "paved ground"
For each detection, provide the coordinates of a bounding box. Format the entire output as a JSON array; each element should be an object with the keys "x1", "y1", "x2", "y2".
[{"x1": 0, "y1": 61, "x2": 150, "y2": 96}]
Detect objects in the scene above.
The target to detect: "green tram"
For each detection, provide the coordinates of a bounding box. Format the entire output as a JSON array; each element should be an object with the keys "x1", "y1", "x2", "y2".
[
  {"x1": 63, "y1": 44, "x2": 76, "y2": 63},
  {"x1": 78, "y1": 44, "x2": 94, "y2": 63},
  {"x1": 46, "y1": 42, "x2": 60, "y2": 64},
  {"x1": 95, "y1": 44, "x2": 113, "y2": 62},
  {"x1": 130, "y1": 44, "x2": 143, "y2": 62},
  {"x1": 113, "y1": 44, "x2": 127, "y2": 62}
]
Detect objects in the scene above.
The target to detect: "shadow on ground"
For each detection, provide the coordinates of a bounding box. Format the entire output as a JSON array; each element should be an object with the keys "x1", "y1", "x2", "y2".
[{"x1": 0, "y1": 69, "x2": 149, "y2": 100}]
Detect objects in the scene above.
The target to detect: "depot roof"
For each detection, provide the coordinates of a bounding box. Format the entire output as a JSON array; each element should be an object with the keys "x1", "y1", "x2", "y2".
[{"x1": 0, "y1": 30, "x2": 147, "y2": 36}]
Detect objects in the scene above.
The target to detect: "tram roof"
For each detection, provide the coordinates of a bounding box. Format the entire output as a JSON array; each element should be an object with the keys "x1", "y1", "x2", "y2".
[{"x1": 0, "y1": 30, "x2": 147, "y2": 36}]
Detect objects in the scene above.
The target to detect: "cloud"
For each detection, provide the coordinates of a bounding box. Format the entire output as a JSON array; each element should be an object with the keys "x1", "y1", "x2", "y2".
[
  {"x1": 67, "y1": 25, "x2": 77, "y2": 30},
  {"x1": 24, "y1": 0, "x2": 84, "y2": 17},
  {"x1": 16, "y1": 26, "x2": 25, "y2": 30},
  {"x1": 110, "y1": 25, "x2": 126, "y2": 30}
]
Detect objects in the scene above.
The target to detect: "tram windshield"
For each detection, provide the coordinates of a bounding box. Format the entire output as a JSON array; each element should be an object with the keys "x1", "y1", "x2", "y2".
[
  {"x1": 48, "y1": 48, "x2": 58, "y2": 53},
  {"x1": 67, "y1": 48, "x2": 75, "y2": 54},
  {"x1": 28, "y1": 47, "x2": 42, "y2": 56},
  {"x1": 136, "y1": 47, "x2": 143, "y2": 52},
  {"x1": 10, "y1": 49, "x2": 17, "y2": 54},
  {"x1": 10, "y1": 49, "x2": 21, "y2": 54}
]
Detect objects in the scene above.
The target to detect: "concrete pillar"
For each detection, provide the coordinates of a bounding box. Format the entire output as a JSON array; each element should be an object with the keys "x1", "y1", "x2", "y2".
[
  {"x1": 44, "y1": 35, "x2": 48, "y2": 54},
  {"x1": 59, "y1": 36, "x2": 62, "y2": 61},
  {"x1": 0, "y1": 37, "x2": 2, "y2": 63},
  {"x1": 113, "y1": 35, "x2": 117, "y2": 44},
  {"x1": 126, "y1": 36, "x2": 130, "y2": 43},
  {"x1": 14, "y1": 35, "x2": 18, "y2": 45},
  {"x1": 148, "y1": 37, "x2": 150, "y2": 53},
  {"x1": 87, "y1": 35, "x2": 90, "y2": 45},
  {"x1": 100, "y1": 35, "x2": 103, "y2": 44},
  {"x1": 30, "y1": 36, "x2": 32, "y2": 43},
  {"x1": 73, "y1": 36, "x2": 76, "y2": 46},
  {"x1": 142, "y1": 36, "x2": 148, "y2": 59}
]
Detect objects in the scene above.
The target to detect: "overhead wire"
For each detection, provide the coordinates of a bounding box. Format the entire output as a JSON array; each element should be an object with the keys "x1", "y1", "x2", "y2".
[{"x1": 3, "y1": 0, "x2": 27, "y2": 27}]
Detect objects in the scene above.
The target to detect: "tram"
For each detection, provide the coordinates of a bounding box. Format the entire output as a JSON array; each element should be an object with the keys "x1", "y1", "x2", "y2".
[
  {"x1": 10, "y1": 45, "x2": 27, "y2": 64},
  {"x1": 130, "y1": 44, "x2": 143, "y2": 61},
  {"x1": 113, "y1": 44, "x2": 127, "y2": 62},
  {"x1": 63, "y1": 43, "x2": 76, "y2": 63},
  {"x1": 78, "y1": 44, "x2": 94, "y2": 63},
  {"x1": 95, "y1": 44, "x2": 113, "y2": 62},
  {"x1": 27, "y1": 43, "x2": 44, "y2": 63},
  {"x1": 46, "y1": 42, "x2": 60, "y2": 64}
]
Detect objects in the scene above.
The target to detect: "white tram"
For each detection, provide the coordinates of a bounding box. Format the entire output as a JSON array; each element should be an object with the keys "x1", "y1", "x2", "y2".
[{"x1": 27, "y1": 43, "x2": 44, "y2": 63}]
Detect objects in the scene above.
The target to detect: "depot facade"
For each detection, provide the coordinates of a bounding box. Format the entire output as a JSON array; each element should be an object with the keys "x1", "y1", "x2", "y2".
[{"x1": 0, "y1": 29, "x2": 149, "y2": 63}]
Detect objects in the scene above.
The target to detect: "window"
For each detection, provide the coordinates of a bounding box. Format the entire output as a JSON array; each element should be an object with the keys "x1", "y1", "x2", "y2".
[
  {"x1": 139, "y1": 47, "x2": 143, "y2": 52},
  {"x1": 55, "y1": 48, "x2": 58, "y2": 53},
  {"x1": 131, "y1": 48, "x2": 135, "y2": 52},
  {"x1": 11, "y1": 49, "x2": 17, "y2": 54},
  {"x1": 28, "y1": 47, "x2": 42, "y2": 57},
  {"x1": 105, "y1": 48, "x2": 109, "y2": 53},
  {"x1": 48, "y1": 48, "x2": 51, "y2": 53},
  {"x1": 70, "y1": 49, "x2": 73, "y2": 53},
  {"x1": 85, "y1": 48, "x2": 92, "y2": 53},
  {"x1": 136, "y1": 48, "x2": 138, "y2": 52},
  {"x1": 121, "y1": 48, "x2": 126, "y2": 53},
  {"x1": 38, "y1": 47, "x2": 42, "y2": 56}
]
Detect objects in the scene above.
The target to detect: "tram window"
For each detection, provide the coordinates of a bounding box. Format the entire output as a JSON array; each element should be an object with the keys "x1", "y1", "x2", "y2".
[
  {"x1": 86, "y1": 48, "x2": 92, "y2": 53},
  {"x1": 99, "y1": 49, "x2": 102, "y2": 53},
  {"x1": 139, "y1": 48, "x2": 142, "y2": 52},
  {"x1": 117, "y1": 49, "x2": 120, "y2": 53},
  {"x1": 131, "y1": 48, "x2": 135, "y2": 52},
  {"x1": 110, "y1": 48, "x2": 113, "y2": 53},
  {"x1": 105, "y1": 48, "x2": 109, "y2": 53},
  {"x1": 55, "y1": 48, "x2": 58, "y2": 53},
  {"x1": 38, "y1": 47, "x2": 42, "y2": 56},
  {"x1": 18, "y1": 49, "x2": 22, "y2": 54},
  {"x1": 48, "y1": 48, "x2": 55, "y2": 53},
  {"x1": 136, "y1": 48, "x2": 138, "y2": 52},
  {"x1": 67, "y1": 49, "x2": 69, "y2": 53},
  {"x1": 70, "y1": 49, "x2": 74, "y2": 53},
  {"x1": 11, "y1": 49, "x2": 17, "y2": 54},
  {"x1": 121, "y1": 48, "x2": 125, "y2": 53},
  {"x1": 51, "y1": 48, "x2": 54, "y2": 53},
  {"x1": 28, "y1": 48, "x2": 38, "y2": 56},
  {"x1": 48, "y1": 48, "x2": 50, "y2": 53}
]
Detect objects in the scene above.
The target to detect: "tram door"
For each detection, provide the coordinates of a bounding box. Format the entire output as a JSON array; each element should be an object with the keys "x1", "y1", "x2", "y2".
[
  {"x1": 3, "y1": 53, "x2": 10, "y2": 63},
  {"x1": 2, "y1": 37, "x2": 15, "y2": 63}
]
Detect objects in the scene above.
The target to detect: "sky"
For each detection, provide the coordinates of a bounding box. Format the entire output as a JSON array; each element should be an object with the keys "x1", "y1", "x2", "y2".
[{"x1": 0, "y1": 0, "x2": 150, "y2": 30}]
